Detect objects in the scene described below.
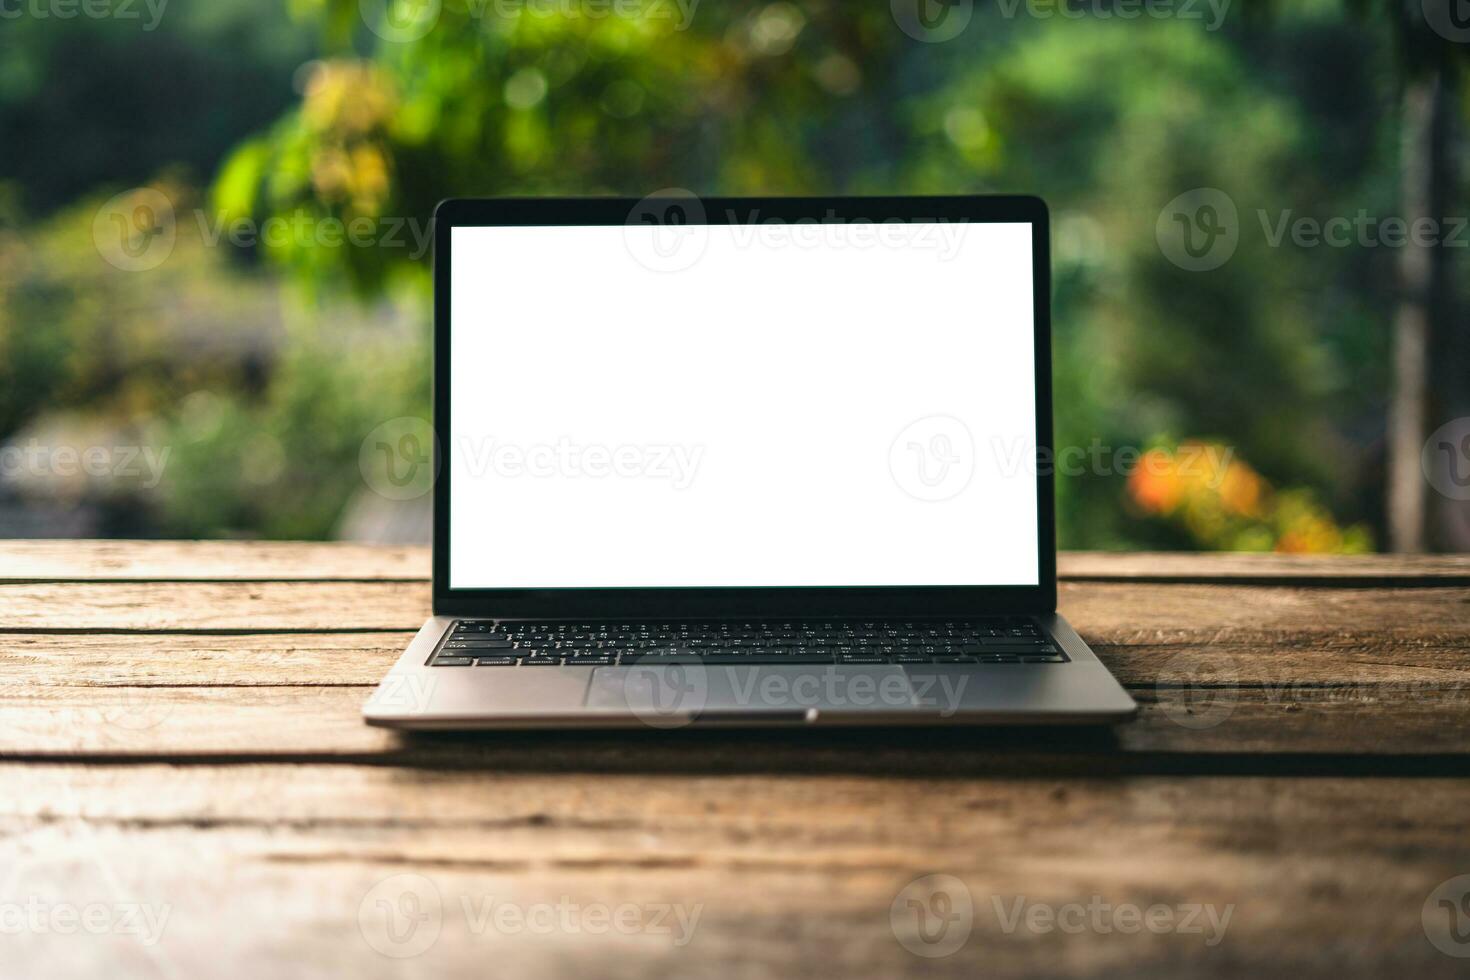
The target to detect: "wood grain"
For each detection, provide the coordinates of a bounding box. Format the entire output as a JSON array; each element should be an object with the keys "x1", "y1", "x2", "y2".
[
  {"x1": 5, "y1": 683, "x2": 1470, "y2": 763},
  {"x1": 0, "y1": 539, "x2": 430, "y2": 581},
  {"x1": 3, "y1": 541, "x2": 1466, "y2": 584},
  {"x1": 1, "y1": 580, "x2": 1466, "y2": 637},
  {"x1": 6, "y1": 633, "x2": 1469, "y2": 688},
  {"x1": 2, "y1": 769, "x2": 1467, "y2": 979},
  {"x1": 3, "y1": 543, "x2": 1468, "y2": 978}
]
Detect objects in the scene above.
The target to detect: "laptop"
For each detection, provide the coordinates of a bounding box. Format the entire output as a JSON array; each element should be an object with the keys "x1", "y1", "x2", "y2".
[{"x1": 363, "y1": 195, "x2": 1138, "y2": 729}]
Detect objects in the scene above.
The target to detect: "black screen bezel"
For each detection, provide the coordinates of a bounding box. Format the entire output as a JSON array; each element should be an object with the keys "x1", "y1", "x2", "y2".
[{"x1": 432, "y1": 195, "x2": 1056, "y2": 618}]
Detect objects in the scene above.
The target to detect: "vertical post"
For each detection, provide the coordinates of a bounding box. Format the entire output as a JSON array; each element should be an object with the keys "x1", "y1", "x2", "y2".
[{"x1": 1387, "y1": 75, "x2": 1438, "y2": 553}]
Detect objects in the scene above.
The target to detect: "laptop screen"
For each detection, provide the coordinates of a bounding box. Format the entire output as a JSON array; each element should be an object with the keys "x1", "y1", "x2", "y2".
[{"x1": 448, "y1": 219, "x2": 1039, "y2": 590}]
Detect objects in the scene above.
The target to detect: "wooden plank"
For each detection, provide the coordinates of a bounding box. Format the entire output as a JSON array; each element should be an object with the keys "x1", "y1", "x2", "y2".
[
  {"x1": 0, "y1": 582, "x2": 431, "y2": 631},
  {"x1": 1060, "y1": 551, "x2": 1470, "y2": 583},
  {"x1": 1, "y1": 580, "x2": 1467, "y2": 637},
  {"x1": 5, "y1": 633, "x2": 1469, "y2": 689},
  {"x1": 3, "y1": 682, "x2": 1470, "y2": 762},
  {"x1": 1, "y1": 542, "x2": 1465, "y2": 585},
  {"x1": 1, "y1": 770, "x2": 1465, "y2": 978},
  {"x1": 0, "y1": 540, "x2": 430, "y2": 582}
]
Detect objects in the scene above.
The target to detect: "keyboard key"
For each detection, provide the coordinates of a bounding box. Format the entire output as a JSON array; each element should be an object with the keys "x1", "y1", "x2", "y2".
[
  {"x1": 434, "y1": 657, "x2": 473, "y2": 666},
  {"x1": 475, "y1": 656, "x2": 517, "y2": 666}
]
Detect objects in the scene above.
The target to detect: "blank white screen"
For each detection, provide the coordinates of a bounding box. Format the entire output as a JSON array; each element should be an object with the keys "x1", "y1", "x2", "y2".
[{"x1": 449, "y1": 221, "x2": 1039, "y2": 588}]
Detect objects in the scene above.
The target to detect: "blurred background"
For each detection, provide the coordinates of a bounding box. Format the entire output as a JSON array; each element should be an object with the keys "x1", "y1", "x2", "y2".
[{"x1": 1, "y1": 0, "x2": 1466, "y2": 551}]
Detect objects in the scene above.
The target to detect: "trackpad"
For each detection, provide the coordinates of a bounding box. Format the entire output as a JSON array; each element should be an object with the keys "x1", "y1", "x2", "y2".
[{"x1": 586, "y1": 665, "x2": 916, "y2": 723}]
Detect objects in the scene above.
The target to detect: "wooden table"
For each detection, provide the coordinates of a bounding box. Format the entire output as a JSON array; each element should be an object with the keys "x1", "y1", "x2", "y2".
[{"x1": 4, "y1": 542, "x2": 1470, "y2": 978}]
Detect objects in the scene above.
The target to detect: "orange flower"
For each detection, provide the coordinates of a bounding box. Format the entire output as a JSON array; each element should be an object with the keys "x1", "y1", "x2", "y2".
[{"x1": 1128, "y1": 449, "x2": 1183, "y2": 514}]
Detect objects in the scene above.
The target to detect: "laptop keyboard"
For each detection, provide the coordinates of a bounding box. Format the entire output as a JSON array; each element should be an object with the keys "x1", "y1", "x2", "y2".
[{"x1": 429, "y1": 618, "x2": 1069, "y2": 667}]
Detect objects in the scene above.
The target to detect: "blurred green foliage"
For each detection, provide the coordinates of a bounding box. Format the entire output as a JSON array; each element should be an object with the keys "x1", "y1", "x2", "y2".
[{"x1": 4, "y1": 0, "x2": 1454, "y2": 546}]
